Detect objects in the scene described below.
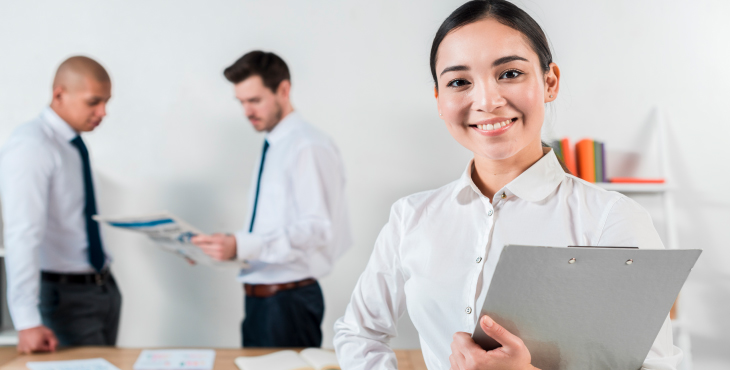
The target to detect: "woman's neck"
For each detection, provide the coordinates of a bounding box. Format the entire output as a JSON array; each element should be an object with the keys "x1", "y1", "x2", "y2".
[{"x1": 471, "y1": 140, "x2": 546, "y2": 201}]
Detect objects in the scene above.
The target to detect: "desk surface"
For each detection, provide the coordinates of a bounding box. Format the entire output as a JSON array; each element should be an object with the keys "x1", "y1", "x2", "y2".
[{"x1": 0, "y1": 347, "x2": 427, "y2": 370}]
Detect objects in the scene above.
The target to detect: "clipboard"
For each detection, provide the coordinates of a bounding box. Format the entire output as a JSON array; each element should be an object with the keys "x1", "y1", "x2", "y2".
[{"x1": 472, "y1": 245, "x2": 701, "y2": 370}]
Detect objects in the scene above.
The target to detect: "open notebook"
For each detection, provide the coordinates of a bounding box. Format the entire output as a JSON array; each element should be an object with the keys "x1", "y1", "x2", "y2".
[{"x1": 234, "y1": 349, "x2": 339, "y2": 370}]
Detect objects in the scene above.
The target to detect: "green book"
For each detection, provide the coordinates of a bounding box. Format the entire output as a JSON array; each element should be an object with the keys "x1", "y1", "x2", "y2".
[
  {"x1": 550, "y1": 140, "x2": 563, "y2": 162},
  {"x1": 594, "y1": 140, "x2": 603, "y2": 183}
]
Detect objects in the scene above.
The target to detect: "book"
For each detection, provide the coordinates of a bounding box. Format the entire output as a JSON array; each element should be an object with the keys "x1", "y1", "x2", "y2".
[
  {"x1": 600, "y1": 142, "x2": 606, "y2": 182},
  {"x1": 593, "y1": 140, "x2": 605, "y2": 183},
  {"x1": 575, "y1": 139, "x2": 596, "y2": 182},
  {"x1": 549, "y1": 140, "x2": 563, "y2": 162},
  {"x1": 133, "y1": 350, "x2": 215, "y2": 370},
  {"x1": 234, "y1": 349, "x2": 339, "y2": 370},
  {"x1": 560, "y1": 138, "x2": 577, "y2": 175}
]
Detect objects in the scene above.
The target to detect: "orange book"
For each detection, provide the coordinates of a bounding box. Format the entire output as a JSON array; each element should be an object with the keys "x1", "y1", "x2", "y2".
[
  {"x1": 575, "y1": 139, "x2": 596, "y2": 182},
  {"x1": 560, "y1": 138, "x2": 578, "y2": 175}
]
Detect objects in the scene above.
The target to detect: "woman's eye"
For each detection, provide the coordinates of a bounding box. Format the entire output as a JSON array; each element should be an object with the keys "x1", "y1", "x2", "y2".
[
  {"x1": 500, "y1": 70, "x2": 522, "y2": 79},
  {"x1": 447, "y1": 79, "x2": 471, "y2": 88}
]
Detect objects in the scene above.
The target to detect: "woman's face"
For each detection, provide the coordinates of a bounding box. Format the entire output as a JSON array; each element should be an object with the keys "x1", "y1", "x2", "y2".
[{"x1": 435, "y1": 18, "x2": 559, "y2": 161}]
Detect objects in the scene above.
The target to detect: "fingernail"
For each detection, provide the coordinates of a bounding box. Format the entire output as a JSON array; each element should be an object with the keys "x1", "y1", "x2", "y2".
[{"x1": 482, "y1": 315, "x2": 494, "y2": 328}]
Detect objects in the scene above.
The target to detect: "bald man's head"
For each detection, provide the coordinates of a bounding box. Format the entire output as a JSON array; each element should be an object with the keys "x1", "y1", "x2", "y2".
[
  {"x1": 50, "y1": 56, "x2": 112, "y2": 133},
  {"x1": 53, "y1": 56, "x2": 110, "y2": 92}
]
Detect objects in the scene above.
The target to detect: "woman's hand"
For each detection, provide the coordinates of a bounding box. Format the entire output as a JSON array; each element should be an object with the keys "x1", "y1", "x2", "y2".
[{"x1": 449, "y1": 315, "x2": 539, "y2": 370}]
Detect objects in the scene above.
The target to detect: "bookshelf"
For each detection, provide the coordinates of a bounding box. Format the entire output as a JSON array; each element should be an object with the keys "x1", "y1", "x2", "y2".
[
  {"x1": 570, "y1": 109, "x2": 692, "y2": 370},
  {"x1": 596, "y1": 183, "x2": 668, "y2": 193}
]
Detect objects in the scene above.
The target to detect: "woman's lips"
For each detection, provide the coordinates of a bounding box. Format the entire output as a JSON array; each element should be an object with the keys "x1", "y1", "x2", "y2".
[{"x1": 470, "y1": 118, "x2": 517, "y2": 136}]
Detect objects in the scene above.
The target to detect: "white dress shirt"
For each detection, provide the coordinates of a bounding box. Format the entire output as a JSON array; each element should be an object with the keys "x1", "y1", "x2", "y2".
[
  {"x1": 0, "y1": 107, "x2": 109, "y2": 331},
  {"x1": 234, "y1": 112, "x2": 352, "y2": 284},
  {"x1": 334, "y1": 149, "x2": 682, "y2": 370}
]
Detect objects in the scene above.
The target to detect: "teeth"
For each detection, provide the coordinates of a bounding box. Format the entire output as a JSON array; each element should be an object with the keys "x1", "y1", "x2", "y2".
[{"x1": 486, "y1": 124, "x2": 494, "y2": 130}]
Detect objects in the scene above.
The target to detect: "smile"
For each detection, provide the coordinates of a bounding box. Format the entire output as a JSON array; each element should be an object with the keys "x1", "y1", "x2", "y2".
[{"x1": 469, "y1": 118, "x2": 517, "y2": 134}]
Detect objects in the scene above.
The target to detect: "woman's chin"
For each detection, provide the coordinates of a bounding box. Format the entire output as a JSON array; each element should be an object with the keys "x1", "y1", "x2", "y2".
[{"x1": 475, "y1": 146, "x2": 520, "y2": 161}]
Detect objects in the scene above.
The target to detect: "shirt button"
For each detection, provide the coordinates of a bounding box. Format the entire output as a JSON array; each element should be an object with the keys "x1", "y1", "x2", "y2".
[
  {"x1": 465, "y1": 307, "x2": 472, "y2": 314},
  {"x1": 487, "y1": 209, "x2": 493, "y2": 216},
  {"x1": 501, "y1": 193, "x2": 507, "y2": 199},
  {"x1": 476, "y1": 257, "x2": 482, "y2": 263}
]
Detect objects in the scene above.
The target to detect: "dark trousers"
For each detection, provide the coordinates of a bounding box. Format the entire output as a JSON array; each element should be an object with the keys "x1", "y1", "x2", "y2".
[
  {"x1": 242, "y1": 281, "x2": 324, "y2": 347},
  {"x1": 39, "y1": 274, "x2": 122, "y2": 346}
]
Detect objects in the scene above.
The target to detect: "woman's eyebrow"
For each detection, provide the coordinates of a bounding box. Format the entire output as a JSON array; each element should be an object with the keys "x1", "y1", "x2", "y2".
[
  {"x1": 492, "y1": 55, "x2": 529, "y2": 67},
  {"x1": 440, "y1": 65, "x2": 469, "y2": 76}
]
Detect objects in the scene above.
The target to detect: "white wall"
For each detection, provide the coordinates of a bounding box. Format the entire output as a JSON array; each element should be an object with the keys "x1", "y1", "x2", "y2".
[{"x1": 0, "y1": 0, "x2": 728, "y2": 368}]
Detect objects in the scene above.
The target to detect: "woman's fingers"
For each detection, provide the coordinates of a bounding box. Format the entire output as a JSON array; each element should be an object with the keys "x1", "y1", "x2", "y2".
[{"x1": 479, "y1": 315, "x2": 525, "y2": 354}]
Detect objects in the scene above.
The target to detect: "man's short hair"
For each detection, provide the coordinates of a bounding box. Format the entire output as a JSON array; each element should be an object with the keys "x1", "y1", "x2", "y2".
[{"x1": 223, "y1": 51, "x2": 290, "y2": 92}]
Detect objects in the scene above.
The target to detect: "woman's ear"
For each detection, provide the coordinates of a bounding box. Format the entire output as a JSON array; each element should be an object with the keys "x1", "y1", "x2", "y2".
[
  {"x1": 434, "y1": 86, "x2": 439, "y2": 98},
  {"x1": 544, "y1": 63, "x2": 560, "y2": 103}
]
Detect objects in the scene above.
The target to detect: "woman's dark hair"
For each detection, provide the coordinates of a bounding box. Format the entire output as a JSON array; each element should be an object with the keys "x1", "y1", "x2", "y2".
[
  {"x1": 224, "y1": 50, "x2": 290, "y2": 92},
  {"x1": 429, "y1": 0, "x2": 552, "y2": 89}
]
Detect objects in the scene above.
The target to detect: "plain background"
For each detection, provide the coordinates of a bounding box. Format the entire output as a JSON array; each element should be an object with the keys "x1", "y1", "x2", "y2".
[{"x1": 0, "y1": 0, "x2": 729, "y2": 368}]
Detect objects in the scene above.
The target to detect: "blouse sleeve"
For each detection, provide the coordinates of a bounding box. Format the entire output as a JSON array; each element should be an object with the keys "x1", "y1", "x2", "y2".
[
  {"x1": 333, "y1": 200, "x2": 407, "y2": 370},
  {"x1": 597, "y1": 196, "x2": 683, "y2": 370}
]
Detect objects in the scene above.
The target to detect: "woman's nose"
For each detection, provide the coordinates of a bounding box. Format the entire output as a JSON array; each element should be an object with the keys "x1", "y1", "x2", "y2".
[{"x1": 472, "y1": 79, "x2": 506, "y2": 113}]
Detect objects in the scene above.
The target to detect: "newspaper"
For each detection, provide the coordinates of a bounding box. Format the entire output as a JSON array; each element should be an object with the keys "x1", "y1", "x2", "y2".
[{"x1": 94, "y1": 212, "x2": 247, "y2": 268}]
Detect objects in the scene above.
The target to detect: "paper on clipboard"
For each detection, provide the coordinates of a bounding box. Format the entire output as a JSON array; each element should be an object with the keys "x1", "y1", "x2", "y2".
[{"x1": 94, "y1": 211, "x2": 248, "y2": 268}]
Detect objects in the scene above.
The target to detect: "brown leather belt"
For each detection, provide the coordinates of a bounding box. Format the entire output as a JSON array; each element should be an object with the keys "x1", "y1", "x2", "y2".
[{"x1": 244, "y1": 278, "x2": 316, "y2": 298}]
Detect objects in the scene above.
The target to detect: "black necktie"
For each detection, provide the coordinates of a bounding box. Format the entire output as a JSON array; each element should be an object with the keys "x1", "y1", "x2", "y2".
[
  {"x1": 249, "y1": 140, "x2": 270, "y2": 233},
  {"x1": 70, "y1": 136, "x2": 105, "y2": 272}
]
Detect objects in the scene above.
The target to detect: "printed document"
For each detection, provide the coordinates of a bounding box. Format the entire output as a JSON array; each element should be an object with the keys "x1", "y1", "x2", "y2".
[
  {"x1": 94, "y1": 212, "x2": 247, "y2": 268},
  {"x1": 26, "y1": 358, "x2": 121, "y2": 370},
  {"x1": 133, "y1": 349, "x2": 215, "y2": 370}
]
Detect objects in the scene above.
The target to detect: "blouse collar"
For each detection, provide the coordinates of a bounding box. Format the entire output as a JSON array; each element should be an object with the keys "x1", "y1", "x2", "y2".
[{"x1": 453, "y1": 148, "x2": 566, "y2": 203}]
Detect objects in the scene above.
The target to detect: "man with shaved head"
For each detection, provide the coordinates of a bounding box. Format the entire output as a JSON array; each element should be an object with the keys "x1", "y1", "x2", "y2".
[{"x1": 0, "y1": 56, "x2": 121, "y2": 353}]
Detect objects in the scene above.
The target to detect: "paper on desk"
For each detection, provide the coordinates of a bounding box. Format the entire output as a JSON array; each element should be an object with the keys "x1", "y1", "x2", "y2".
[
  {"x1": 26, "y1": 358, "x2": 121, "y2": 370},
  {"x1": 133, "y1": 349, "x2": 216, "y2": 370},
  {"x1": 94, "y1": 211, "x2": 247, "y2": 268}
]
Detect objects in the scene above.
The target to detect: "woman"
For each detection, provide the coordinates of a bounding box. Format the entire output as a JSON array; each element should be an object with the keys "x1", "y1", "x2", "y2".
[{"x1": 333, "y1": 1, "x2": 681, "y2": 369}]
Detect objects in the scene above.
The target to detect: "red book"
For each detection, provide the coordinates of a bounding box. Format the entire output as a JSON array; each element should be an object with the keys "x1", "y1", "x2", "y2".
[
  {"x1": 560, "y1": 138, "x2": 577, "y2": 175},
  {"x1": 610, "y1": 178, "x2": 665, "y2": 184},
  {"x1": 575, "y1": 139, "x2": 596, "y2": 182}
]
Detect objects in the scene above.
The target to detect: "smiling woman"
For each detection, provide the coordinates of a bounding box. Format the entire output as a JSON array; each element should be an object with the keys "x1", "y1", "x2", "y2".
[{"x1": 333, "y1": 1, "x2": 682, "y2": 370}]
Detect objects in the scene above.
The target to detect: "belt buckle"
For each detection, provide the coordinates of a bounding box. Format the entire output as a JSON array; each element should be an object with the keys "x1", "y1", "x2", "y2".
[{"x1": 95, "y1": 274, "x2": 103, "y2": 286}]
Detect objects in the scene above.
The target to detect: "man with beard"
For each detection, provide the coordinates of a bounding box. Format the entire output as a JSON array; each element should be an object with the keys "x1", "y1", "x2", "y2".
[{"x1": 192, "y1": 51, "x2": 351, "y2": 347}]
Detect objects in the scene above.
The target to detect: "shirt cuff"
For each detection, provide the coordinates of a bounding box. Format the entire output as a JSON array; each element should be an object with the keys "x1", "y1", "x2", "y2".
[
  {"x1": 10, "y1": 305, "x2": 42, "y2": 331},
  {"x1": 234, "y1": 231, "x2": 265, "y2": 261}
]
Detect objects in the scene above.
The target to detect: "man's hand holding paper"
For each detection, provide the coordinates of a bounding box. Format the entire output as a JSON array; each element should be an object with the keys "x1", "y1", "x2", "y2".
[{"x1": 191, "y1": 234, "x2": 237, "y2": 261}]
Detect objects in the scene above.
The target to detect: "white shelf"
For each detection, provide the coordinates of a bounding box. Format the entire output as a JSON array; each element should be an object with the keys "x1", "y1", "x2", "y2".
[
  {"x1": 0, "y1": 329, "x2": 17, "y2": 346},
  {"x1": 596, "y1": 182, "x2": 667, "y2": 193}
]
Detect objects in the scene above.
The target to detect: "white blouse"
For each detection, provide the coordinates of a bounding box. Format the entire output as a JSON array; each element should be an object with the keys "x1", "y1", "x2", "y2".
[{"x1": 333, "y1": 149, "x2": 681, "y2": 370}]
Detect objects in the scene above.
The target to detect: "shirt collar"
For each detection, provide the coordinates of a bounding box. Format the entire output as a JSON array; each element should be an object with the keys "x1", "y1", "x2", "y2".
[
  {"x1": 452, "y1": 148, "x2": 566, "y2": 203},
  {"x1": 41, "y1": 106, "x2": 79, "y2": 142},
  {"x1": 265, "y1": 111, "x2": 302, "y2": 146}
]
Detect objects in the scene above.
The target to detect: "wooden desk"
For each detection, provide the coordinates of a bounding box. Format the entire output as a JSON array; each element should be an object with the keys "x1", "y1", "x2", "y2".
[
  {"x1": 0, "y1": 347, "x2": 427, "y2": 370},
  {"x1": 0, "y1": 347, "x2": 17, "y2": 367}
]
